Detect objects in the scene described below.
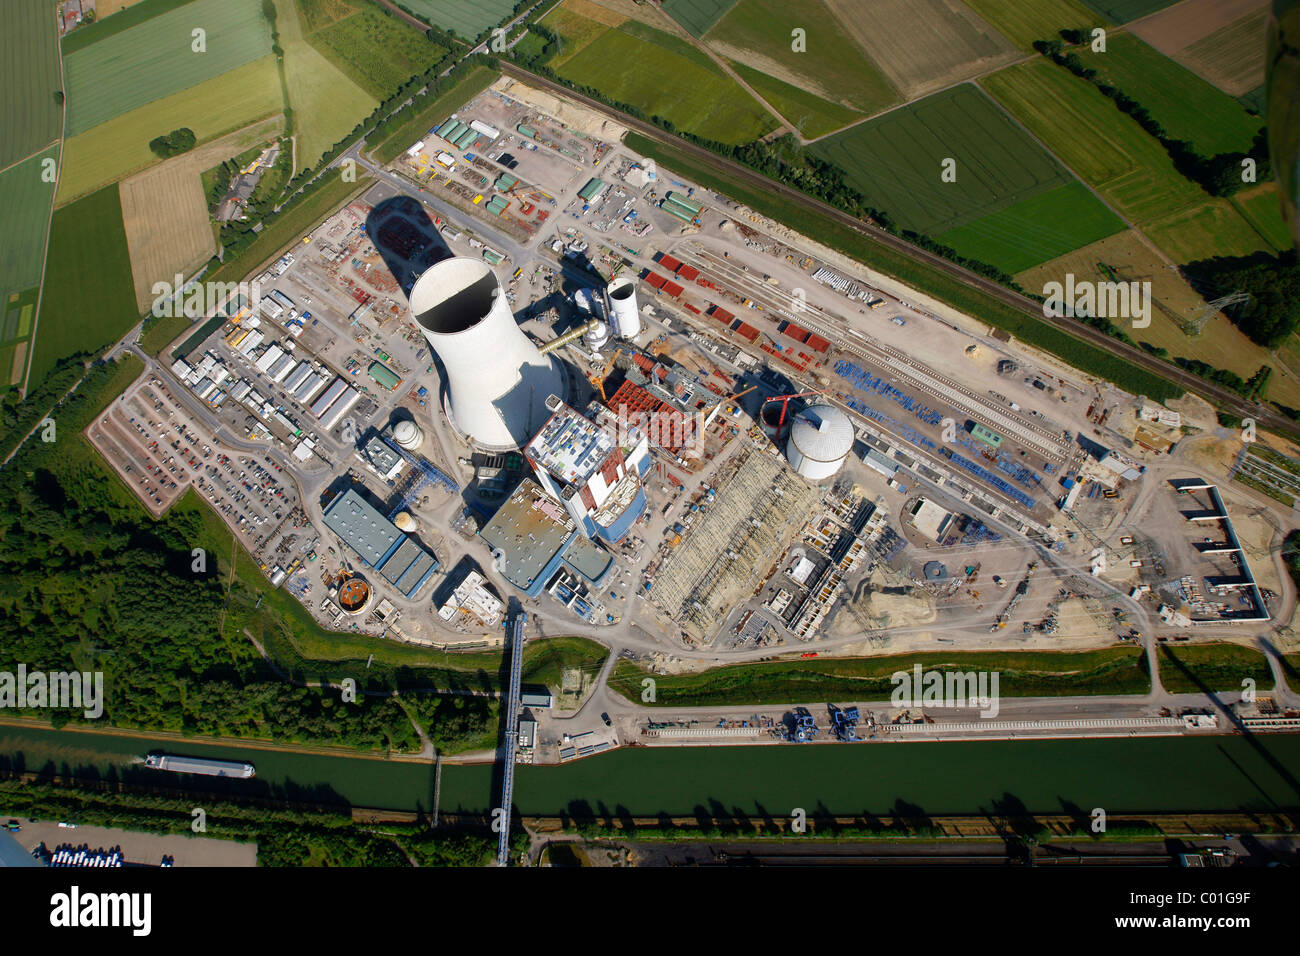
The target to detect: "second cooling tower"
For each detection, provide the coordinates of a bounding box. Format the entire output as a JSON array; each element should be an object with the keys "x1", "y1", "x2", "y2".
[
  {"x1": 411, "y1": 257, "x2": 565, "y2": 451},
  {"x1": 606, "y1": 276, "x2": 641, "y2": 339}
]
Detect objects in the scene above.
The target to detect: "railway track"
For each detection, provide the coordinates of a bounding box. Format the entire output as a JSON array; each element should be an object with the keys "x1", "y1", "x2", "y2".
[{"x1": 497, "y1": 63, "x2": 1300, "y2": 442}]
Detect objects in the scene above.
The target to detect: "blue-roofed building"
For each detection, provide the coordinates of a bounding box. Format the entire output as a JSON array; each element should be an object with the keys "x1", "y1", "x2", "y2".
[{"x1": 322, "y1": 488, "x2": 439, "y2": 598}]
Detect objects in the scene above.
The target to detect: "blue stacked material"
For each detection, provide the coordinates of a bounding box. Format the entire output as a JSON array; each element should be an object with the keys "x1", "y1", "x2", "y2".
[
  {"x1": 836, "y1": 360, "x2": 944, "y2": 427},
  {"x1": 1043, "y1": 462, "x2": 1057, "y2": 475},
  {"x1": 842, "y1": 396, "x2": 936, "y2": 450},
  {"x1": 961, "y1": 520, "x2": 1003, "y2": 545},
  {"x1": 943, "y1": 450, "x2": 1037, "y2": 510}
]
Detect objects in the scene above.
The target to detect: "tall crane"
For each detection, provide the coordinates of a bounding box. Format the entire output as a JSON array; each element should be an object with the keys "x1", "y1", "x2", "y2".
[{"x1": 761, "y1": 389, "x2": 825, "y2": 428}]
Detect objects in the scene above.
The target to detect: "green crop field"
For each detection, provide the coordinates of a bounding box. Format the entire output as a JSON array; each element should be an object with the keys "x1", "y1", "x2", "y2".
[
  {"x1": 27, "y1": 186, "x2": 141, "y2": 389},
  {"x1": 727, "y1": 62, "x2": 862, "y2": 139},
  {"x1": 662, "y1": 0, "x2": 739, "y2": 37},
  {"x1": 60, "y1": 0, "x2": 198, "y2": 54},
  {"x1": 63, "y1": 0, "x2": 273, "y2": 137},
  {"x1": 1077, "y1": 0, "x2": 1174, "y2": 22},
  {"x1": 981, "y1": 60, "x2": 1206, "y2": 226},
  {"x1": 57, "y1": 56, "x2": 284, "y2": 204},
  {"x1": 963, "y1": 0, "x2": 1103, "y2": 51},
  {"x1": 810, "y1": 83, "x2": 1074, "y2": 235},
  {"x1": 1074, "y1": 34, "x2": 1263, "y2": 157},
  {"x1": 1158, "y1": 642, "x2": 1273, "y2": 695},
  {"x1": 1233, "y1": 185, "x2": 1294, "y2": 253},
  {"x1": 398, "y1": 0, "x2": 517, "y2": 38},
  {"x1": 704, "y1": 0, "x2": 898, "y2": 117},
  {"x1": 307, "y1": 3, "x2": 451, "y2": 99},
  {"x1": 1143, "y1": 198, "x2": 1273, "y2": 264},
  {"x1": 608, "y1": 647, "x2": 1151, "y2": 706},
  {"x1": 624, "y1": 131, "x2": 1183, "y2": 402},
  {"x1": 275, "y1": 0, "x2": 379, "y2": 170},
  {"x1": 542, "y1": 5, "x2": 609, "y2": 68},
  {"x1": 936, "y1": 180, "x2": 1125, "y2": 274},
  {"x1": 0, "y1": 147, "x2": 59, "y2": 306},
  {"x1": 552, "y1": 17, "x2": 776, "y2": 144},
  {"x1": 1, "y1": 0, "x2": 64, "y2": 169},
  {"x1": 371, "y1": 64, "x2": 499, "y2": 163}
]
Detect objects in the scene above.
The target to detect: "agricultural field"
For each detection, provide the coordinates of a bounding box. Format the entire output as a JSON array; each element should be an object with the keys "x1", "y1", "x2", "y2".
[
  {"x1": 1131, "y1": 0, "x2": 1268, "y2": 96},
  {"x1": 1232, "y1": 184, "x2": 1294, "y2": 252},
  {"x1": 702, "y1": 0, "x2": 898, "y2": 118},
  {"x1": 1014, "y1": 228, "x2": 1300, "y2": 407},
  {"x1": 304, "y1": 2, "x2": 451, "y2": 98},
  {"x1": 935, "y1": 181, "x2": 1125, "y2": 274},
  {"x1": 60, "y1": 0, "x2": 198, "y2": 54},
  {"x1": 27, "y1": 186, "x2": 142, "y2": 389},
  {"x1": 822, "y1": 0, "x2": 1020, "y2": 100},
  {"x1": 542, "y1": 2, "x2": 621, "y2": 67},
  {"x1": 398, "y1": 0, "x2": 518, "y2": 38},
  {"x1": 63, "y1": 0, "x2": 273, "y2": 136},
  {"x1": 1, "y1": 0, "x2": 64, "y2": 169},
  {"x1": 727, "y1": 62, "x2": 862, "y2": 140},
  {"x1": 0, "y1": 147, "x2": 60, "y2": 309},
  {"x1": 1142, "y1": 198, "x2": 1274, "y2": 264},
  {"x1": 548, "y1": 14, "x2": 777, "y2": 144},
  {"x1": 274, "y1": 0, "x2": 379, "y2": 170},
  {"x1": 981, "y1": 59, "x2": 1206, "y2": 226},
  {"x1": 0, "y1": 288, "x2": 40, "y2": 387},
  {"x1": 962, "y1": 0, "x2": 1102, "y2": 51},
  {"x1": 810, "y1": 84, "x2": 1077, "y2": 237},
  {"x1": 661, "y1": 0, "x2": 737, "y2": 36},
  {"x1": 57, "y1": 57, "x2": 285, "y2": 204},
  {"x1": 1076, "y1": 0, "x2": 1176, "y2": 21},
  {"x1": 119, "y1": 129, "x2": 276, "y2": 312},
  {"x1": 1072, "y1": 34, "x2": 1262, "y2": 157}
]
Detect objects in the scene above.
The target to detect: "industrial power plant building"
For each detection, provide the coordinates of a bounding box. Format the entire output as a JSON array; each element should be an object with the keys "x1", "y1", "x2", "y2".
[
  {"x1": 479, "y1": 478, "x2": 614, "y2": 598},
  {"x1": 410, "y1": 257, "x2": 564, "y2": 450},
  {"x1": 322, "y1": 489, "x2": 439, "y2": 598},
  {"x1": 524, "y1": 394, "x2": 650, "y2": 544}
]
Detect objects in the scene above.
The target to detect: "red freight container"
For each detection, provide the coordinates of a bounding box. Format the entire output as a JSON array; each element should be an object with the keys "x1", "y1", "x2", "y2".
[
  {"x1": 732, "y1": 321, "x2": 760, "y2": 342},
  {"x1": 683, "y1": 303, "x2": 701, "y2": 313},
  {"x1": 645, "y1": 273, "x2": 667, "y2": 289},
  {"x1": 782, "y1": 322, "x2": 810, "y2": 342},
  {"x1": 662, "y1": 281, "x2": 684, "y2": 297},
  {"x1": 676, "y1": 264, "x2": 699, "y2": 281},
  {"x1": 710, "y1": 306, "x2": 735, "y2": 323},
  {"x1": 805, "y1": 334, "x2": 830, "y2": 353}
]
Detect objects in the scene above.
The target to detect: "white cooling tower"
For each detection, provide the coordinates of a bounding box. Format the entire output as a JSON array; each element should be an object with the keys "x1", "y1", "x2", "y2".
[
  {"x1": 606, "y1": 276, "x2": 641, "y2": 339},
  {"x1": 411, "y1": 257, "x2": 565, "y2": 451},
  {"x1": 392, "y1": 419, "x2": 423, "y2": 450}
]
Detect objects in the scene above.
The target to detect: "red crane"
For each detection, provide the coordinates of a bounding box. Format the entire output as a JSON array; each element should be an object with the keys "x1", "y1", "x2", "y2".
[{"x1": 760, "y1": 389, "x2": 824, "y2": 427}]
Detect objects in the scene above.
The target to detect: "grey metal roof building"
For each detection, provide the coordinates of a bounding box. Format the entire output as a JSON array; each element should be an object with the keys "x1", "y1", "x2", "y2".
[{"x1": 322, "y1": 489, "x2": 439, "y2": 597}]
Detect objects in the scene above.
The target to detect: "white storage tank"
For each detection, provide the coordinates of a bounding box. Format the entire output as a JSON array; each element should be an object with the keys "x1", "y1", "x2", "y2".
[
  {"x1": 786, "y1": 404, "x2": 853, "y2": 481},
  {"x1": 606, "y1": 276, "x2": 641, "y2": 339},
  {"x1": 392, "y1": 419, "x2": 423, "y2": 451}
]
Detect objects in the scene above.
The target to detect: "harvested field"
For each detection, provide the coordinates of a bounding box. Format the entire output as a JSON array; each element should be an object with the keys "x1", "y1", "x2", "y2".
[
  {"x1": 1076, "y1": 0, "x2": 1177, "y2": 21},
  {"x1": 63, "y1": 0, "x2": 273, "y2": 136},
  {"x1": 95, "y1": 0, "x2": 152, "y2": 15},
  {"x1": 561, "y1": 0, "x2": 630, "y2": 27},
  {"x1": 1131, "y1": 0, "x2": 1268, "y2": 95},
  {"x1": 542, "y1": 3, "x2": 622, "y2": 67},
  {"x1": 824, "y1": 0, "x2": 1021, "y2": 100},
  {"x1": 705, "y1": 0, "x2": 898, "y2": 115},
  {"x1": 120, "y1": 129, "x2": 282, "y2": 310},
  {"x1": 56, "y1": 57, "x2": 284, "y2": 205}
]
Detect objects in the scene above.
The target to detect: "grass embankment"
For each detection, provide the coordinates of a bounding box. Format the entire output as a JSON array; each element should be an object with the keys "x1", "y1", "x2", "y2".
[
  {"x1": 608, "y1": 648, "x2": 1150, "y2": 707},
  {"x1": 623, "y1": 131, "x2": 1183, "y2": 403},
  {"x1": 140, "y1": 173, "x2": 374, "y2": 356},
  {"x1": 369, "y1": 64, "x2": 499, "y2": 164},
  {"x1": 1158, "y1": 643, "x2": 1273, "y2": 695}
]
